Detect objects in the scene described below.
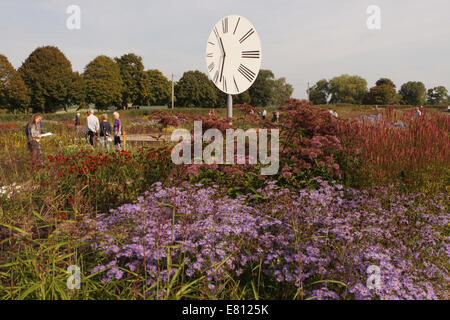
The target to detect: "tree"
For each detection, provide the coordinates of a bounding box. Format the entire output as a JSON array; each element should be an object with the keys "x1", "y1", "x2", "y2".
[
  {"x1": 271, "y1": 77, "x2": 293, "y2": 106},
  {"x1": 0, "y1": 54, "x2": 30, "y2": 112},
  {"x1": 364, "y1": 78, "x2": 398, "y2": 105},
  {"x1": 115, "y1": 53, "x2": 151, "y2": 108},
  {"x1": 376, "y1": 78, "x2": 396, "y2": 88},
  {"x1": 308, "y1": 79, "x2": 329, "y2": 105},
  {"x1": 328, "y1": 75, "x2": 368, "y2": 104},
  {"x1": 175, "y1": 70, "x2": 218, "y2": 108},
  {"x1": 67, "y1": 71, "x2": 86, "y2": 110},
  {"x1": 248, "y1": 69, "x2": 275, "y2": 107},
  {"x1": 427, "y1": 86, "x2": 448, "y2": 105},
  {"x1": 146, "y1": 69, "x2": 171, "y2": 106},
  {"x1": 399, "y1": 81, "x2": 426, "y2": 105},
  {"x1": 234, "y1": 90, "x2": 251, "y2": 104},
  {"x1": 83, "y1": 56, "x2": 123, "y2": 110},
  {"x1": 19, "y1": 46, "x2": 73, "y2": 113}
]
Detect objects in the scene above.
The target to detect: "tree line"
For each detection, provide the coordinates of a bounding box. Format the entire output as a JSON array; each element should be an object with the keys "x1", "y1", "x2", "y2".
[
  {"x1": 0, "y1": 46, "x2": 293, "y2": 113},
  {"x1": 308, "y1": 75, "x2": 449, "y2": 106}
]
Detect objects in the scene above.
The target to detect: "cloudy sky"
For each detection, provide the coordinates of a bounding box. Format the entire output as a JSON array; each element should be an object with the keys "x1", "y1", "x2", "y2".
[{"x1": 1, "y1": 0, "x2": 449, "y2": 98}]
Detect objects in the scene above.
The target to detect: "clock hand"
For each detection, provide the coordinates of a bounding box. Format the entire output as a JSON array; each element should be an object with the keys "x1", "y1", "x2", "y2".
[
  {"x1": 219, "y1": 37, "x2": 226, "y2": 82},
  {"x1": 219, "y1": 37, "x2": 226, "y2": 57},
  {"x1": 220, "y1": 55, "x2": 225, "y2": 83}
]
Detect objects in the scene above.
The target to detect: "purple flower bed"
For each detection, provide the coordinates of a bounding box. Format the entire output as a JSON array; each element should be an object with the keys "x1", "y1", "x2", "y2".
[{"x1": 84, "y1": 180, "x2": 449, "y2": 300}]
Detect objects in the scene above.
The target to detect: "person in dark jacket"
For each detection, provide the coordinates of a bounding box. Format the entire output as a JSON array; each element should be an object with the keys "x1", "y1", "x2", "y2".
[{"x1": 99, "y1": 114, "x2": 112, "y2": 151}]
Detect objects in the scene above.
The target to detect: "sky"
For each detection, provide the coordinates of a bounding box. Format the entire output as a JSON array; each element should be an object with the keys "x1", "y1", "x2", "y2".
[{"x1": 0, "y1": 0, "x2": 449, "y2": 98}]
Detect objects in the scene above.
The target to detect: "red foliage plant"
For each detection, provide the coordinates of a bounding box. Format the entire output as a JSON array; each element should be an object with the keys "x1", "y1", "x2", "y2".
[
  {"x1": 337, "y1": 107, "x2": 450, "y2": 188},
  {"x1": 279, "y1": 99, "x2": 344, "y2": 180}
]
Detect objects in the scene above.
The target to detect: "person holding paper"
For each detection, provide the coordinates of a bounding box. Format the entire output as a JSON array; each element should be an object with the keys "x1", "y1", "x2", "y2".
[{"x1": 27, "y1": 114, "x2": 43, "y2": 163}]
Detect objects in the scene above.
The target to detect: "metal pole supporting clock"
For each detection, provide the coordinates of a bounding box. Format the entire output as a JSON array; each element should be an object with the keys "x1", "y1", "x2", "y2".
[
  {"x1": 227, "y1": 94, "x2": 233, "y2": 118},
  {"x1": 206, "y1": 15, "x2": 262, "y2": 119}
]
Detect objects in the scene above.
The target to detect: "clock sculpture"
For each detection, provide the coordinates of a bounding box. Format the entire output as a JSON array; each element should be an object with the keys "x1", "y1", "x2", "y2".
[{"x1": 206, "y1": 15, "x2": 262, "y2": 119}]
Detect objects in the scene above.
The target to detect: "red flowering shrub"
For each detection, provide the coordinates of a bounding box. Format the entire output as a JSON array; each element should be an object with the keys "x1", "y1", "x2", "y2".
[
  {"x1": 278, "y1": 99, "x2": 344, "y2": 186},
  {"x1": 234, "y1": 103, "x2": 259, "y2": 115},
  {"x1": 46, "y1": 147, "x2": 174, "y2": 213}
]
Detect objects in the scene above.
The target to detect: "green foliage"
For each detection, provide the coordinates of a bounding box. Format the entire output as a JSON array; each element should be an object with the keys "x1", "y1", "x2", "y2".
[
  {"x1": 248, "y1": 69, "x2": 275, "y2": 107},
  {"x1": 271, "y1": 77, "x2": 293, "y2": 106},
  {"x1": 233, "y1": 90, "x2": 252, "y2": 104},
  {"x1": 364, "y1": 78, "x2": 399, "y2": 105},
  {"x1": 308, "y1": 79, "x2": 329, "y2": 105},
  {"x1": 328, "y1": 75, "x2": 368, "y2": 105},
  {"x1": 0, "y1": 54, "x2": 30, "y2": 112},
  {"x1": 399, "y1": 81, "x2": 426, "y2": 105},
  {"x1": 364, "y1": 84, "x2": 398, "y2": 105},
  {"x1": 427, "y1": 86, "x2": 448, "y2": 105},
  {"x1": 67, "y1": 72, "x2": 86, "y2": 109},
  {"x1": 83, "y1": 56, "x2": 123, "y2": 110},
  {"x1": 115, "y1": 54, "x2": 151, "y2": 108},
  {"x1": 146, "y1": 69, "x2": 171, "y2": 106},
  {"x1": 174, "y1": 70, "x2": 218, "y2": 108},
  {"x1": 375, "y1": 78, "x2": 396, "y2": 88},
  {"x1": 18, "y1": 46, "x2": 73, "y2": 113}
]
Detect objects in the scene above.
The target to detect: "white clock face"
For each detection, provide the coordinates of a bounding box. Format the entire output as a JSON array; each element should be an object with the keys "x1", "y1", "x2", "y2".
[{"x1": 206, "y1": 15, "x2": 262, "y2": 95}]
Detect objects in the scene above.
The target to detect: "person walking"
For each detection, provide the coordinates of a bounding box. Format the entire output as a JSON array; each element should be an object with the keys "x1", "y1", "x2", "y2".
[
  {"x1": 262, "y1": 109, "x2": 267, "y2": 120},
  {"x1": 333, "y1": 110, "x2": 339, "y2": 118},
  {"x1": 26, "y1": 114, "x2": 43, "y2": 163},
  {"x1": 113, "y1": 112, "x2": 123, "y2": 151},
  {"x1": 413, "y1": 107, "x2": 422, "y2": 120},
  {"x1": 99, "y1": 114, "x2": 112, "y2": 151},
  {"x1": 74, "y1": 113, "x2": 81, "y2": 128},
  {"x1": 86, "y1": 109, "x2": 100, "y2": 146},
  {"x1": 272, "y1": 111, "x2": 280, "y2": 123}
]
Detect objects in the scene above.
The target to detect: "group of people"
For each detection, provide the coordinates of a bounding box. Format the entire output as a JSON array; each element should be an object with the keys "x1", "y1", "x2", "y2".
[
  {"x1": 25, "y1": 110, "x2": 125, "y2": 163},
  {"x1": 208, "y1": 109, "x2": 216, "y2": 118},
  {"x1": 414, "y1": 105, "x2": 425, "y2": 120},
  {"x1": 77, "y1": 109, "x2": 123, "y2": 151},
  {"x1": 261, "y1": 109, "x2": 280, "y2": 122}
]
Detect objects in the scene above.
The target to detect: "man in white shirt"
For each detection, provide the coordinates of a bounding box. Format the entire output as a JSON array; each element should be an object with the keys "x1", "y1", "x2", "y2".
[
  {"x1": 329, "y1": 109, "x2": 338, "y2": 118},
  {"x1": 86, "y1": 109, "x2": 100, "y2": 146}
]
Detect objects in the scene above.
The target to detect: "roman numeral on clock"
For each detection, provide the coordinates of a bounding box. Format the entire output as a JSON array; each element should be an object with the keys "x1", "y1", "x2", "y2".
[
  {"x1": 222, "y1": 18, "x2": 228, "y2": 33},
  {"x1": 237, "y1": 64, "x2": 256, "y2": 82},
  {"x1": 239, "y1": 29, "x2": 254, "y2": 43},
  {"x1": 213, "y1": 71, "x2": 219, "y2": 84},
  {"x1": 233, "y1": 76, "x2": 239, "y2": 92},
  {"x1": 233, "y1": 17, "x2": 241, "y2": 35},
  {"x1": 242, "y1": 50, "x2": 260, "y2": 59},
  {"x1": 206, "y1": 53, "x2": 213, "y2": 58},
  {"x1": 208, "y1": 62, "x2": 215, "y2": 72}
]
